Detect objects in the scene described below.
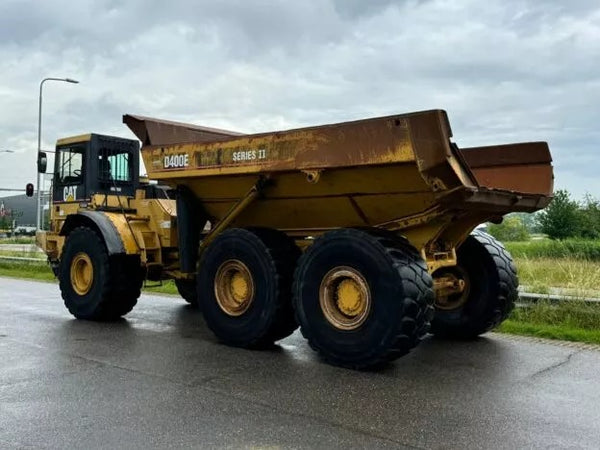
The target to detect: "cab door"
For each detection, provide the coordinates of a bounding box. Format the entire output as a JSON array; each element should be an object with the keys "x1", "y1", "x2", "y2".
[{"x1": 53, "y1": 143, "x2": 87, "y2": 204}]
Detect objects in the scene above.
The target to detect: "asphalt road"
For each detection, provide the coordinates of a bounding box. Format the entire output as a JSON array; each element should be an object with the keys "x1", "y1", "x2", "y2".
[{"x1": 1, "y1": 277, "x2": 600, "y2": 449}]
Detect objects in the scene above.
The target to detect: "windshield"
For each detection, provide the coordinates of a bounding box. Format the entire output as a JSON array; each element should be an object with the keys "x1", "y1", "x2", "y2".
[{"x1": 57, "y1": 146, "x2": 83, "y2": 184}]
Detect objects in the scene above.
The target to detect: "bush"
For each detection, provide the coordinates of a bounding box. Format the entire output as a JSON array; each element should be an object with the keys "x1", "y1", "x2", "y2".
[
  {"x1": 538, "y1": 190, "x2": 582, "y2": 239},
  {"x1": 487, "y1": 215, "x2": 530, "y2": 241},
  {"x1": 579, "y1": 195, "x2": 600, "y2": 239},
  {"x1": 505, "y1": 239, "x2": 600, "y2": 261}
]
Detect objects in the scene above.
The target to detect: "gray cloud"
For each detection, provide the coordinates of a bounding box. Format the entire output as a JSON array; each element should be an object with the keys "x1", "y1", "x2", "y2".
[{"x1": 1, "y1": 0, "x2": 598, "y2": 199}]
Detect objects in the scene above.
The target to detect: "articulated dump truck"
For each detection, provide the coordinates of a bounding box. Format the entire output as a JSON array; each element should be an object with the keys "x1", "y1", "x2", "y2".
[{"x1": 38, "y1": 109, "x2": 553, "y2": 368}]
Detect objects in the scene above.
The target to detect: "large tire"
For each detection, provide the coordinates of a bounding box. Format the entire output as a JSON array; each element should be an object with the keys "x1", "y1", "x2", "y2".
[
  {"x1": 293, "y1": 228, "x2": 434, "y2": 369},
  {"x1": 105, "y1": 254, "x2": 144, "y2": 317},
  {"x1": 175, "y1": 279, "x2": 198, "y2": 306},
  {"x1": 430, "y1": 230, "x2": 518, "y2": 338},
  {"x1": 197, "y1": 228, "x2": 300, "y2": 348},
  {"x1": 59, "y1": 227, "x2": 142, "y2": 320}
]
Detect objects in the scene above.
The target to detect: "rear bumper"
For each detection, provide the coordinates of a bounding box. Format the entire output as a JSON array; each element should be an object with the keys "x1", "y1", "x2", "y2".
[{"x1": 439, "y1": 186, "x2": 552, "y2": 214}]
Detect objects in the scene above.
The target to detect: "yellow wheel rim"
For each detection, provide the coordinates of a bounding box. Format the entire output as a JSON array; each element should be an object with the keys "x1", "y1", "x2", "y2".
[
  {"x1": 70, "y1": 252, "x2": 94, "y2": 295},
  {"x1": 214, "y1": 259, "x2": 255, "y2": 316},
  {"x1": 319, "y1": 266, "x2": 371, "y2": 330},
  {"x1": 434, "y1": 266, "x2": 470, "y2": 311}
]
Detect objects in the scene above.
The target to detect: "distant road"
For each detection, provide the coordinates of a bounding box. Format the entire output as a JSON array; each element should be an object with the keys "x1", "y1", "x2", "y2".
[
  {"x1": 1, "y1": 277, "x2": 600, "y2": 449},
  {"x1": 0, "y1": 243, "x2": 42, "y2": 252}
]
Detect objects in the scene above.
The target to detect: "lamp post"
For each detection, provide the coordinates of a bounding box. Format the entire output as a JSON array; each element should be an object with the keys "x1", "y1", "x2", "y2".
[{"x1": 36, "y1": 77, "x2": 79, "y2": 230}]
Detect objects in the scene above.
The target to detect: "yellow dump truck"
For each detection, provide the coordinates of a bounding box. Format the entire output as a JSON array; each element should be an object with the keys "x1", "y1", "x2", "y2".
[{"x1": 36, "y1": 109, "x2": 553, "y2": 368}]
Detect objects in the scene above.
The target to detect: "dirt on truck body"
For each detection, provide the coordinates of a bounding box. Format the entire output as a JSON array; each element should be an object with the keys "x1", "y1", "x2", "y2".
[{"x1": 37, "y1": 109, "x2": 553, "y2": 368}]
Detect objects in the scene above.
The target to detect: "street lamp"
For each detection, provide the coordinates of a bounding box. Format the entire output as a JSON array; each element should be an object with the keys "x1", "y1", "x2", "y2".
[{"x1": 36, "y1": 77, "x2": 79, "y2": 230}]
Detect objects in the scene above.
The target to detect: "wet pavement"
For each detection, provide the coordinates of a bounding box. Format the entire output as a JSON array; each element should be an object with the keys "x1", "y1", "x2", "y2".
[{"x1": 1, "y1": 277, "x2": 599, "y2": 449}]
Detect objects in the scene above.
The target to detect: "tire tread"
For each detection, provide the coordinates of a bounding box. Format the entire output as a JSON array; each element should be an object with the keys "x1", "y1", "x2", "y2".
[
  {"x1": 293, "y1": 227, "x2": 434, "y2": 369},
  {"x1": 59, "y1": 226, "x2": 142, "y2": 321},
  {"x1": 431, "y1": 229, "x2": 518, "y2": 338}
]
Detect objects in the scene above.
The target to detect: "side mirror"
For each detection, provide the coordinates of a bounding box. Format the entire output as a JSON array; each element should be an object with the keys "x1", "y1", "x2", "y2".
[
  {"x1": 26, "y1": 183, "x2": 34, "y2": 197},
  {"x1": 37, "y1": 151, "x2": 47, "y2": 173}
]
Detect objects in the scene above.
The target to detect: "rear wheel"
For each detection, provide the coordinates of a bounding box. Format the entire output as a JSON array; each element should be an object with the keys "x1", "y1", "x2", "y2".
[
  {"x1": 197, "y1": 228, "x2": 300, "y2": 348},
  {"x1": 293, "y1": 228, "x2": 434, "y2": 369},
  {"x1": 59, "y1": 227, "x2": 142, "y2": 320},
  {"x1": 431, "y1": 230, "x2": 518, "y2": 338},
  {"x1": 175, "y1": 279, "x2": 198, "y2": 306}
]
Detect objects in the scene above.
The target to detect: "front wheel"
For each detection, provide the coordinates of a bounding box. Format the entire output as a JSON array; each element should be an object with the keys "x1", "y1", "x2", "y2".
[
  {"x1": 430, "y1": 230, "x2": 518, "y2": 338},
  {"x1": 59, "y1": 227, "x2": 141, "y2": 320}
]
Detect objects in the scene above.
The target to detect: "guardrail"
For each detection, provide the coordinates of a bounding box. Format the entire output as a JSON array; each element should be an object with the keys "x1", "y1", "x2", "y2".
[
  {"x1": 517, "y1": 291, "x2": 600, "y2": 305},
  {"x1": 0, "y1": 255, "x2": 46, "y2": 263}
]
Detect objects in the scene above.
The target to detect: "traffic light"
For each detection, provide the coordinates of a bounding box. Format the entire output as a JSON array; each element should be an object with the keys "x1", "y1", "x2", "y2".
[
  {"x1": 37, "y1": 151, "x2": 47, "y2": 173},
  {"x1": 26, "y1": 183, "x2": 34, "y2": 197}
]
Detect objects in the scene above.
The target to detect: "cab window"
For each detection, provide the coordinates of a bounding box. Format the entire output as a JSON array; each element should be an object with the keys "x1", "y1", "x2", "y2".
[
  {"x1": 57, "y1": 147, "x2": 83, "y2": 184},
  {"x1": 98, "y1": 148, "x2": 131, "y2": 182}
]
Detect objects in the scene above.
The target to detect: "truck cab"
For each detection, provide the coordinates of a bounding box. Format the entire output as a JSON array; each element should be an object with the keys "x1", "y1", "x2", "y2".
[
  {"x1": 39, "y1": 131, "x2": 182, "y2": 299},
  {"x1": 53, "y1": 133, "x2": 140, "y2": 204}
]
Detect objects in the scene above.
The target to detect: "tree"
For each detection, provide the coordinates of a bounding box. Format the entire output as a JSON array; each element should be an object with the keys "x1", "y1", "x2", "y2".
[
  {"x1": 537, "y1": 189, "x2": 581, "y2": 240},
  {"x1": 487, "y1": 215, "x2": 530, "y2": 241},
  {"x1": 0, "y1": 215, "x2": 11, "y2": 232},
  {"x1": 579, "y1": 194, "x2": 600, "y2": 239},
  {"x1": 0, "y1": 206, "x2": 17, "y2": 234},
  {"x1": 513, "y1": 212, "x2": 541, "y2": 234}
]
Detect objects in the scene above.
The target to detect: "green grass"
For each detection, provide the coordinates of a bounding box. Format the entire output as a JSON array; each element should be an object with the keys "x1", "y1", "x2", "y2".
[
  {"x1": 144, "y1": 280, "x2": 178, "y2": 296},
  {"x1": 505, "y1": 239, "x2": 600, "y2": 261},
  {"x1": 0, "y1": 250, "x2": 45, "y2": 259},
  {"x1": 498, "y1": 299, "x2": 600, "y2": 345},
  {"x1": 499, "y1": 250, "x2": 600, "y2": 344},
  {"x1": 0, "y1": 236, "x2": 35, "y2": 245},
  {"x1": 513, "y1": 256, "x2": 600, "y2": 296},
  {"x1": 0, "y1": 260, "x2": 55, "y2": 281},
  {"x1": 498, "y1": 321, "x2": 600, "y2": 345},
  {"x1": 509, "y1": 299, "x2": 600, "y2": 329}
]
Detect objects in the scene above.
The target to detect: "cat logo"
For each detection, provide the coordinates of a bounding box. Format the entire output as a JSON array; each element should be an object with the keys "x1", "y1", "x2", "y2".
[{"x1": 63, "y1": 185, "x2": 77, "y2": 202}]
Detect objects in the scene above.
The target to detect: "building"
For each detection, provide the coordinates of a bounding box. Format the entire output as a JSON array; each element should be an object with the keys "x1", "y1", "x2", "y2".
[{"x1": 0, "y1": 193, "x2": 37, "y2": 227}]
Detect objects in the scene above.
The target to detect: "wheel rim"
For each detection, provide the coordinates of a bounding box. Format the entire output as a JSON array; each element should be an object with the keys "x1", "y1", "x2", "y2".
[
  {"x1": 434, "y1": 266, "x2": 470, "y2": 311},
  {"x1": 214, "y1": 259, "x2": 255, "y2": 316},
  {"x1": 319, "y1": 266, "x2": 371, "y2": 330},
  {"x1": 70, "y1": 252, "x2": 94, "y2": 295}
]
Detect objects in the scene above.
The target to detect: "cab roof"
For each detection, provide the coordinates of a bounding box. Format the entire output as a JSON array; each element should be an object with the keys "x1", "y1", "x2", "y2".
[{"x1": 55, "y1": 133, "x2": 137, "y2": 147}]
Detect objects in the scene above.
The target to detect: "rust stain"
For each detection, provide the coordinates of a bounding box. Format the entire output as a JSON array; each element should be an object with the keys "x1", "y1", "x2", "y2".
[{"x1": 129, "y1": 109, "x2": 553, "y2": 236}]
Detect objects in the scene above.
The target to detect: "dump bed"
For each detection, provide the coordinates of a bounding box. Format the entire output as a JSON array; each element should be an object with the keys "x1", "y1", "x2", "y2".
[{"x1": 124, "y1": 110, "x2": 552, "y2": 251}]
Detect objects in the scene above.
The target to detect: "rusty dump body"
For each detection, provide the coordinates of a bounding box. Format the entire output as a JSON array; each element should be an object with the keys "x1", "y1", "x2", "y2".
[{"x1": 124, "y1": 109, "x2": 552, "y2": 270}]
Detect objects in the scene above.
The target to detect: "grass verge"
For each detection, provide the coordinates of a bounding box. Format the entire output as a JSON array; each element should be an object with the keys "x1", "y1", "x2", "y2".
[
  {"x1": 505, "y1": 239, "x2": 600, "y2": 261},
  {"x1": 0, "y1": 237, "x2": 35, "y2": 245},
  {"x1": 497, "y1": 300, "x2": 600, "y2": 345},
  {"x1": 0, "y1": 261, "x2": 55, "y2": 282},
  {"x1": 512, "y1": 256, "x2": 600, "y2": 296},
  {"x1": 0, "y1": 250, "x2": 45, "y2": 259},
  {"x1": 498, "y1": 321, "x2": 600, "y2": 345}
]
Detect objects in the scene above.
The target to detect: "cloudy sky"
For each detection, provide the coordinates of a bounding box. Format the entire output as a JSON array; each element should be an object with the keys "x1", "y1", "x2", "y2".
[{"x1": 1, "y1": 0, "x2": 598, "y2": 199}]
